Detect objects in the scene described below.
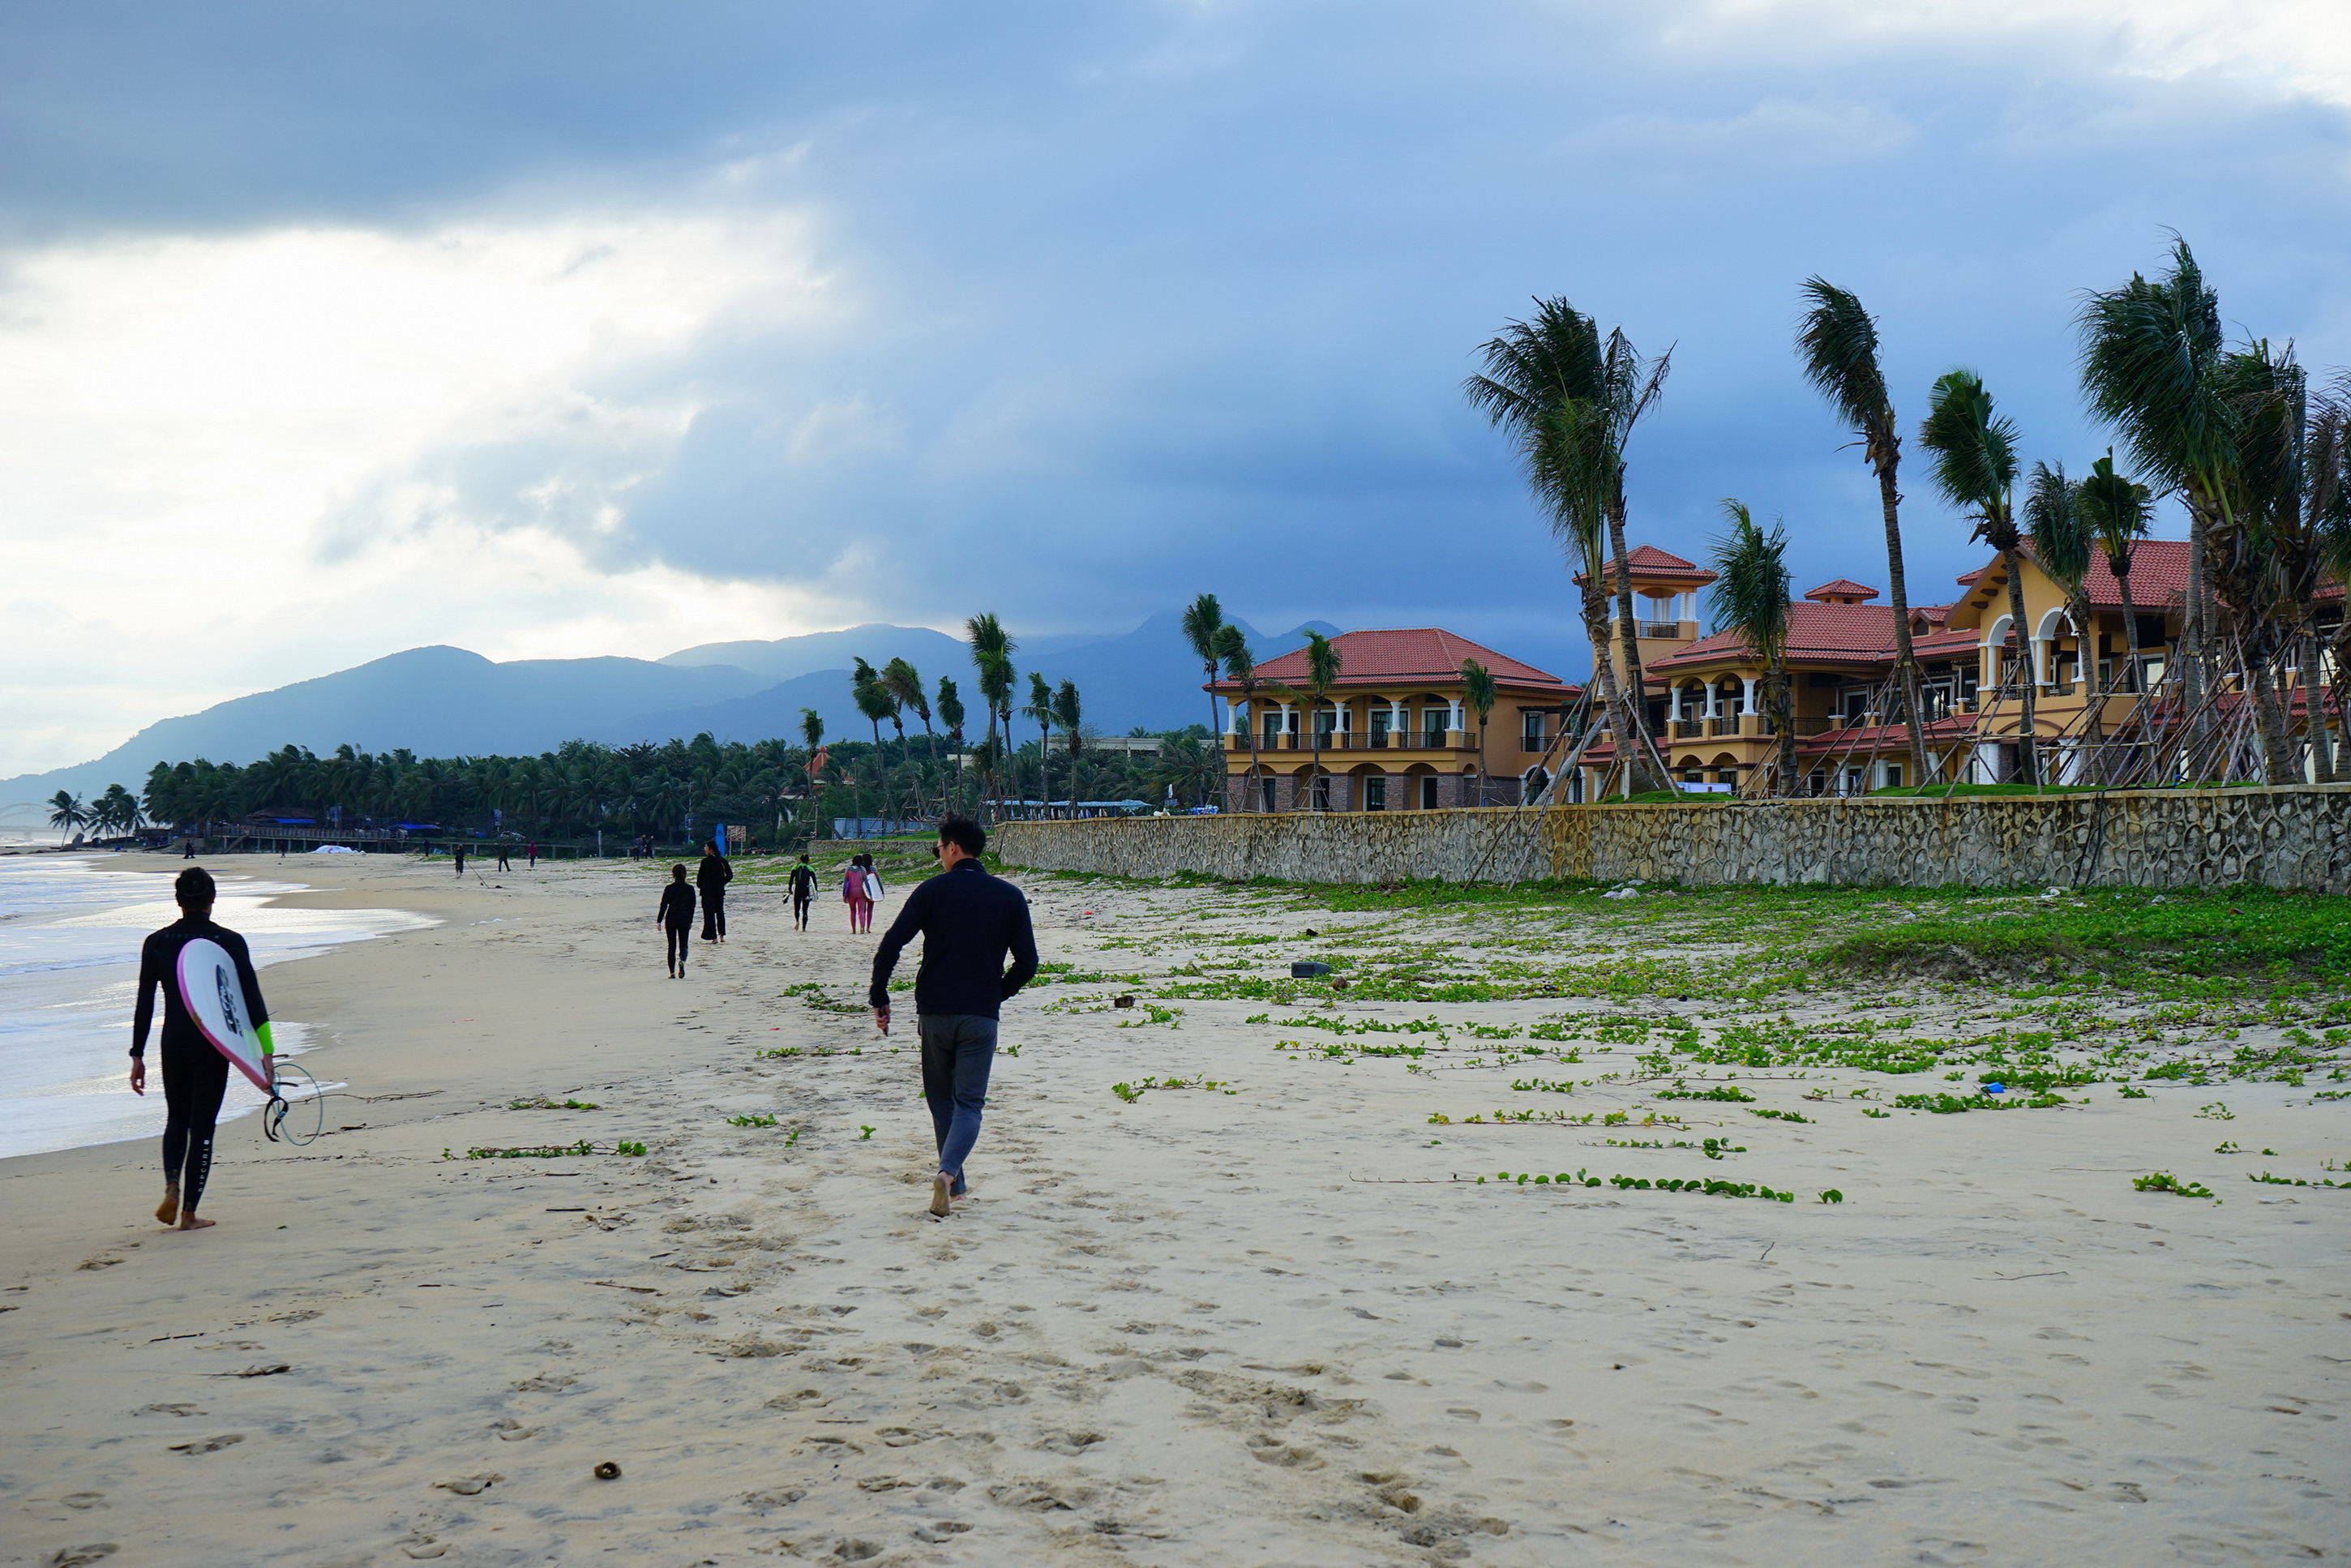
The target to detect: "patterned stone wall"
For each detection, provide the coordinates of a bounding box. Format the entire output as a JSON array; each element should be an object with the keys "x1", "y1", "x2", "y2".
[{"x1": 994, "y1": 786, "x2": 2351, "y2": 892}]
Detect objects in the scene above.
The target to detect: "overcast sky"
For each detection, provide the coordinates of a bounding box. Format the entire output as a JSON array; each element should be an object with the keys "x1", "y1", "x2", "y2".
[{"x1": 3, "y1": 0, "x2": 2349, "y2": 777}]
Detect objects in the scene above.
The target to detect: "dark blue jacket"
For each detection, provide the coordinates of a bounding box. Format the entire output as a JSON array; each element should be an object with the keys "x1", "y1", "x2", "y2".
[{"x1": 868, "y1": 861, "x2": 1038, "y2": 1019}]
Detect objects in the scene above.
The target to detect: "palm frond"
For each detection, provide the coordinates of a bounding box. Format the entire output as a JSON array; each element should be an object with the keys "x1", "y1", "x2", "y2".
[
  {"x1": 1181, "y1": 593, "x2": 1225, "y2": 663},
  {"x1": 1795, "y1": 277, "x2": 1892, "y2": 439},
  {"x1": 1707, "y1": 500, "x2": 1791, "y2": 662},
  {"x1": 2025, "y1": 461, "x2": 2092, "y2": 593},
  {"x1": 1919, "y1": 369, "x2": 2020, "y2": 541}
]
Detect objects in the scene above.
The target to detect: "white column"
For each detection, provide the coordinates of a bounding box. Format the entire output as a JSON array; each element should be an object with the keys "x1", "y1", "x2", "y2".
[
  {"x1": 1741, "y1": 676, "x2": 1758, "y2": 714},
  {"x1": 1449, "y1": 699, "x2": 1463, "y2": 730},
  {"x1": 1704, "y1": 684, "x2": 1720, "y2": 719},
  {"x1": 2032, "y1": 638, "x2": 2050, "y2": 687},
  {"x1": 1668, "y1": 685, "x2": 1684, "y2": 722}
]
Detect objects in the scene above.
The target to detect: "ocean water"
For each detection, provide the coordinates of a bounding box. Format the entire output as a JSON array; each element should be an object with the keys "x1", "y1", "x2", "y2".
[{"x1": 0, "y1": 857, "x2": 435, "y2": 1160}]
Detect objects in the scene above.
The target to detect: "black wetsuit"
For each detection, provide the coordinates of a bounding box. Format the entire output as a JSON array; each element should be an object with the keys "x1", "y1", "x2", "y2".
[
  {"x1": 789, "y1": 863, "x2": 817, "y2": 929},
  {"x1": 658, "y1": 881, "x2": 696, "y2": 970},
  {"x1": 496, "y1": 845, "x2": 511, "y2": 871},
  {"x1": 697, "y1": 853, "x2": 733, "y2": 941},
  {"x1": 132, "y1": 917, "x2": 268, "y2": 1216},
  {"x1": 453, "y1": 846, "x2": 466, "y2": 876}
]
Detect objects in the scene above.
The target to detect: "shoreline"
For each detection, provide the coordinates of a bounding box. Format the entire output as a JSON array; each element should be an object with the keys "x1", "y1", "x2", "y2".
[{"x1": 3, "y1": 855, "x2": 2345, "y2": 1566}]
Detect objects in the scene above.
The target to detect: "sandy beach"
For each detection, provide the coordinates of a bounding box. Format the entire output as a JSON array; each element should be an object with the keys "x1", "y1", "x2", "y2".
[{"x1": 2, "y1": 851, "x2": 2345, "y2": 1566}]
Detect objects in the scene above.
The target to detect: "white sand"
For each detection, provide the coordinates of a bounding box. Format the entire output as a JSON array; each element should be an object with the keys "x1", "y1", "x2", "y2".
[{"x1": 2, "y1": 855, "x2": 2344, "y2": 1566}]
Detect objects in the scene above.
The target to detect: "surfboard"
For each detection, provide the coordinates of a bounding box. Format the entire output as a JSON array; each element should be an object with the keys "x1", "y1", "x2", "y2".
[{"x1": 176, "y1": 936, "x2": 273, "y2": 1093}]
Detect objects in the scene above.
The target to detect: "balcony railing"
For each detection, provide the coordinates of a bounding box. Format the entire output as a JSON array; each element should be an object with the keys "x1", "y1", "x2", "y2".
[
  {"x1": 1636, "y1": 620, "x2": 1683, "y2": 640},
  {"x1": 1254, "y1": 730, "x2": 1472, "y2": 752}
]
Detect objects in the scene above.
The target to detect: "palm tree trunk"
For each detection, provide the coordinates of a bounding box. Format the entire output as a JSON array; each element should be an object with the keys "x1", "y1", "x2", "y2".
[
  {"x1": 2182, "y1": 497, "x2": 2212, "y2": 747},
  {"x1": 2245, "y1": 626, "x2": 2300, "y2": 784},
  {"x1": 1205, "y1": 661, "x2": 1227, "y2": 812},
  {"x1": 1604, "y1": 498, "x2": 1662, "y2": 792},
  {"x1": 2000, "y1": 550, "x2": 2041, "y2": 785},
  {"x1": 2070, "y1": 591, "x2": 2100, "y2": 783},
  {"x1": 2305, "y1": 624, "x2": 2337, "y2": 783},
  {"x1": 1772, "y1": 658, "x2": 1796, "y2": 795},
  {"x1": 1578, "y1": 577, "x2": 1640, "y2": 799},
  {"x1": 1873, "y1": 458, "x2": 1932, "y2": 783},
  {"x1": 2115, "y1": 563, "x2": 2145, "y2": 785}
]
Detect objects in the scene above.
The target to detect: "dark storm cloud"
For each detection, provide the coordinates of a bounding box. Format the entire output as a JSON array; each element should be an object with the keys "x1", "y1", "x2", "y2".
[{"x1": 11, "y1": 2, "x2": 2349, "y2": 676}]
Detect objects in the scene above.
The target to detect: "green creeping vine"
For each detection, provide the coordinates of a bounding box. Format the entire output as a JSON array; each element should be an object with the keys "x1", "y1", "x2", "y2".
[
  {"x1": 2247, "y1": 1172, "x2": 2346, "y2": 1189},
  {"x1": 1891, "y1": 1090, "x2": 2067, "y2": 1113},
  {"x1": 1604, "y1": 1137, "x2": 1745, "y2": 1159},
  {"x1": 1747, "y1": 1107, "x2": 1812, "y2": 1122},
  {"x1": 725, "y1": 1112, "x2": 777, "y2": 1127},
  {"x1": 2132, "y1": 1171, "x2": 2217, "y2": 1199},
  {"x1": 1475, "y1": 1167, "x2": 1826, "y2": 1203},
  {"x1": 1656, "y1": 1083, "x2": 1756, "y2": 1102},
  {"x1": 448, "y1": 1139, "x2": 646, "y2": 1159},
  {"x1": 507, "y1": 1096, "x2": 601, "y2": 1110},
  {"x1": 1113, "y1": 1076, "x2": 1237, "y2": 1103}
]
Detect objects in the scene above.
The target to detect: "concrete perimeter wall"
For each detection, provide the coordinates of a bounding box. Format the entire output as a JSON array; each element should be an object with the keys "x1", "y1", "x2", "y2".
[{"x1": 993, "y1": 786, "x2": 2351, "y2": 893}]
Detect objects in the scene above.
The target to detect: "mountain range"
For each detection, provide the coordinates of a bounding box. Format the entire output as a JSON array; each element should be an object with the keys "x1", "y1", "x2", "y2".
[{"x1": 0, "y1": 615, "x2": 1339, "y2": 807}]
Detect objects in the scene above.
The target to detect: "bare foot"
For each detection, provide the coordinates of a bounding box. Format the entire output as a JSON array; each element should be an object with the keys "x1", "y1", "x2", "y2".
[
  {"x1": 156, "y1": 1190, "x2": 179, "y2": 1225},
  {"x1": 929, "y1": 1173, "x2": 953, "y2": 1218},
  {"x1": 178, "y1": 1214, "x2": 216, "y2": 1231}
]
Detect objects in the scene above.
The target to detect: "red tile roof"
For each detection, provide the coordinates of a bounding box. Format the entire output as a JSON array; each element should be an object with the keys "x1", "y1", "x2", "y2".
[
  {"x1": 1576, "y1": 544, "x2": 1718, "y2": 588},
  {"x1": 1951, "y1": 540, "x2": 2196, "y2": 610},
  {"x1": 1914, "y1": 602, "x2": 1954, "y2": 626},
  {"x1": 1647, "y1": 602, "x2": 1917, "y2": 672},
  {"x1": 1211, "y1": 628, "x2": 1572, "y2": 693},
  {"x1": 1803, "y1": 579, "x2": 1879, "y2": 602}
]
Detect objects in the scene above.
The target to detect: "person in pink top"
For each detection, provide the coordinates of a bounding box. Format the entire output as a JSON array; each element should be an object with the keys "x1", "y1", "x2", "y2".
[{"x1": 843, "y1": 853, "x2": 877, "y2": 933}]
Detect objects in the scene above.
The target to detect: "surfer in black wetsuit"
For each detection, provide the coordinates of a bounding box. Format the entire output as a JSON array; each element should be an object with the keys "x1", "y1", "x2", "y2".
[
  {"x1": 697, "y1": 842, "x2": 733, "y2": 943},
  {"x1": 788, "y1": 854, "x2": 817, "y2": 932},
  {"x1": 130, "y1": 867, "x2": 269, "y2": 1232},
  {"x1": 657, "y1": 863, "x2": 696, "y2": 978}
]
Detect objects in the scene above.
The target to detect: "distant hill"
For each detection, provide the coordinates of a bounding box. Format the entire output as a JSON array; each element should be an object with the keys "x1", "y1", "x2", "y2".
[
  {"x1": 0, "y1": 645, "x2": 766, "y2": 803},
  {"x1": 614, "y1": 615, "x2": 1343, "y2": 747},
  {"x1": 0, "y1": 616, "x2": 1352, "y2": 807}
]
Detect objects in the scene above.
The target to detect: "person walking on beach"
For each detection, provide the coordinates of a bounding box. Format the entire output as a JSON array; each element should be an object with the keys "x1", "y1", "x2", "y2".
[
  {"x1": 528, "y1": 839, "x2": 537, "y2": 868},
  {"x1": 697, "y1": 841, "x2": 733, "y2": 943},
  {"x1": 789, "y1": 854, "x2": 817, "y2": 931},
  {"x1": 843, "y1": 853, "x2": 876, "y2": 934},
  {"x1": 129, "y1": 868, "x2": 270, "y2": 1232},
  {"x1": 453, "y1": 843, "x2": 466, "y2": 877},
  {"x1": 869, "y1": 816, "x2": 1037, "y2": 1218},
  {"x1": 496, "y1": 842, "x2": 512, "y2": 872},
  {"x1": 657, "y1": 864, "x2": 696, "y2": 977}
]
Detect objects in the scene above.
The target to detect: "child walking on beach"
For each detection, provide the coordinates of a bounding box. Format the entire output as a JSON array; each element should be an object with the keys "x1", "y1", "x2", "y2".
[{"x1": 657, "y1": 864, "x2": 696, "y2": 977}]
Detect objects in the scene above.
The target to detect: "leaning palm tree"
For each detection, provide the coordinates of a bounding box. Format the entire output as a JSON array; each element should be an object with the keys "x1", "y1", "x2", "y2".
[
  {"x1": 1921, "y1": 369, "x2": 2037, "y2": 783},
  {"x1": 1052, "y1": 679, "x2": 1085, "y2": 810},
  {"x1": 2026, "y1": 460, "x2": 2098, "y2": 774},
  {"x1": 1214, "y1": 623, "x2": 1261, "y2": 810},
  {"x1": 2078, "y1": 452, "x2": 2154, "y2": 712},
  {"x1": 965, "y1": 614, "x2": 1016, "y2": 817},
  {"x1": 1024, "y1": 671, "x2": 1057, "y2": 811},
  {"x1": 47, "y1": 790, "x2": 86, "y2": 840},
  {"x1": 1459, "y1": 658, "x2": 1497, "y2": 803},
  {"x1": 799, "y1": 708, "x2": 826, "y2": 813},
  {"x1": 880, "y1": 658, "x2": 940, "y2": 815},
  {"x1": 1708, "y1": 503, "x2": 1797, "y2": 795},
  {"x1": 1464, "y1": 298, "x2": 1672, "y2": 792},
  {"x1": 1796, "y1": 279, "x2": 1930, "y2": 783},
  {"x1": 2077, "y1": 238, "x2": 2228, "y2": 726},
  {"x1": 935, "y1": 677, "x2": 967, "y2": 809},
  {"x1": 851, "y1": 658, "x2": 899, "y2": 825},
  {"x1": 1181, "y1": 593, "x2": 1228, "y2": 809}
]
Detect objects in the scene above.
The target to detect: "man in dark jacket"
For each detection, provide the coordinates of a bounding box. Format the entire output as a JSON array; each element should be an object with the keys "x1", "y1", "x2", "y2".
[
  {"x1": 870, "y1": 816, "x2": 1037, "y2": 1217},
  {"x1": 696, "y1": 841, "x2": 734, "y2": 942}
]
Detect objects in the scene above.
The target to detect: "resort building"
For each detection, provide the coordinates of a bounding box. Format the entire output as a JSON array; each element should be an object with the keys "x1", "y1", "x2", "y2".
[
  {"x1": 1574, "y1": 539, "x2": 2343, "y2": 797},
  {"x1": 1208, "y1": 628, "x2": 1579, "y2": 811}
]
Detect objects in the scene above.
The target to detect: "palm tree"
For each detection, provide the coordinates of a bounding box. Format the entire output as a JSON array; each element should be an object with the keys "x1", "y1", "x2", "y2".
[
  {"x1": 2295, "y1": 396, "x2": 2349, "y2": 781},
  {"x1": 1296, "y1": 630, "x2": 1342, "y2": 810},
  {"x1": 1181, "y1": 593, "x2": 1228, "y2": 810},
  {"x1": 935, "y1": 677, "x2": 967, "y2": 810},
  {"x1": 1024, "y1": 671, "x2": 1057, "y2": 811},
  {"x1": 798, "y1": 708, "x2": 826, "y2": 817},
  {"x1": 880, "y1": 658, "x2": 939, "y2": 815},
  {"x1": 1146, "y1": 733, "x2": 1218, "y2": 808},
  {"x1": 850, "y1": 658, "x2": 898, "y2": 825},
  {"x1": 1463, "y1": 298, "x2": 1672, "y2": 793},
  {"x1": 2315, "y1": 415, "x2": 2351, "y2": 782},
  {"x1": 965, "y1": 613, "x2": 1016, "y2": 818},
  {"x1": 1796, "y1": 278, "x2": 1931, "y2": 783},
  {"x1": 1052, "y1": 679, "x2": 1084, "y2": 809},
  {"x1": 1214, "y1": 623, "x2": 1260, "y2": 810},
  {"x1": 1708, "y1": 502, "x2": 1797, "y2": 795},
  {"x1": 47, "y1": 790, "x2": 86, "y2": 840},
  {"x1": 2079, "y1": 452, "x2": 2154, "y2": 707},
  {"x1": 2026, "y1": 461, "x2": 2096, "y2": 775},
  {"x1": 1921, "y1": 369, "x2": 2037, "y2": 783},
  {"x1": 2077, "y1": 238, "x2": 2227, "y2": 728},
  {"x1": 1459, "y1": 658, "x2": 1497, "y2": 804}
]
